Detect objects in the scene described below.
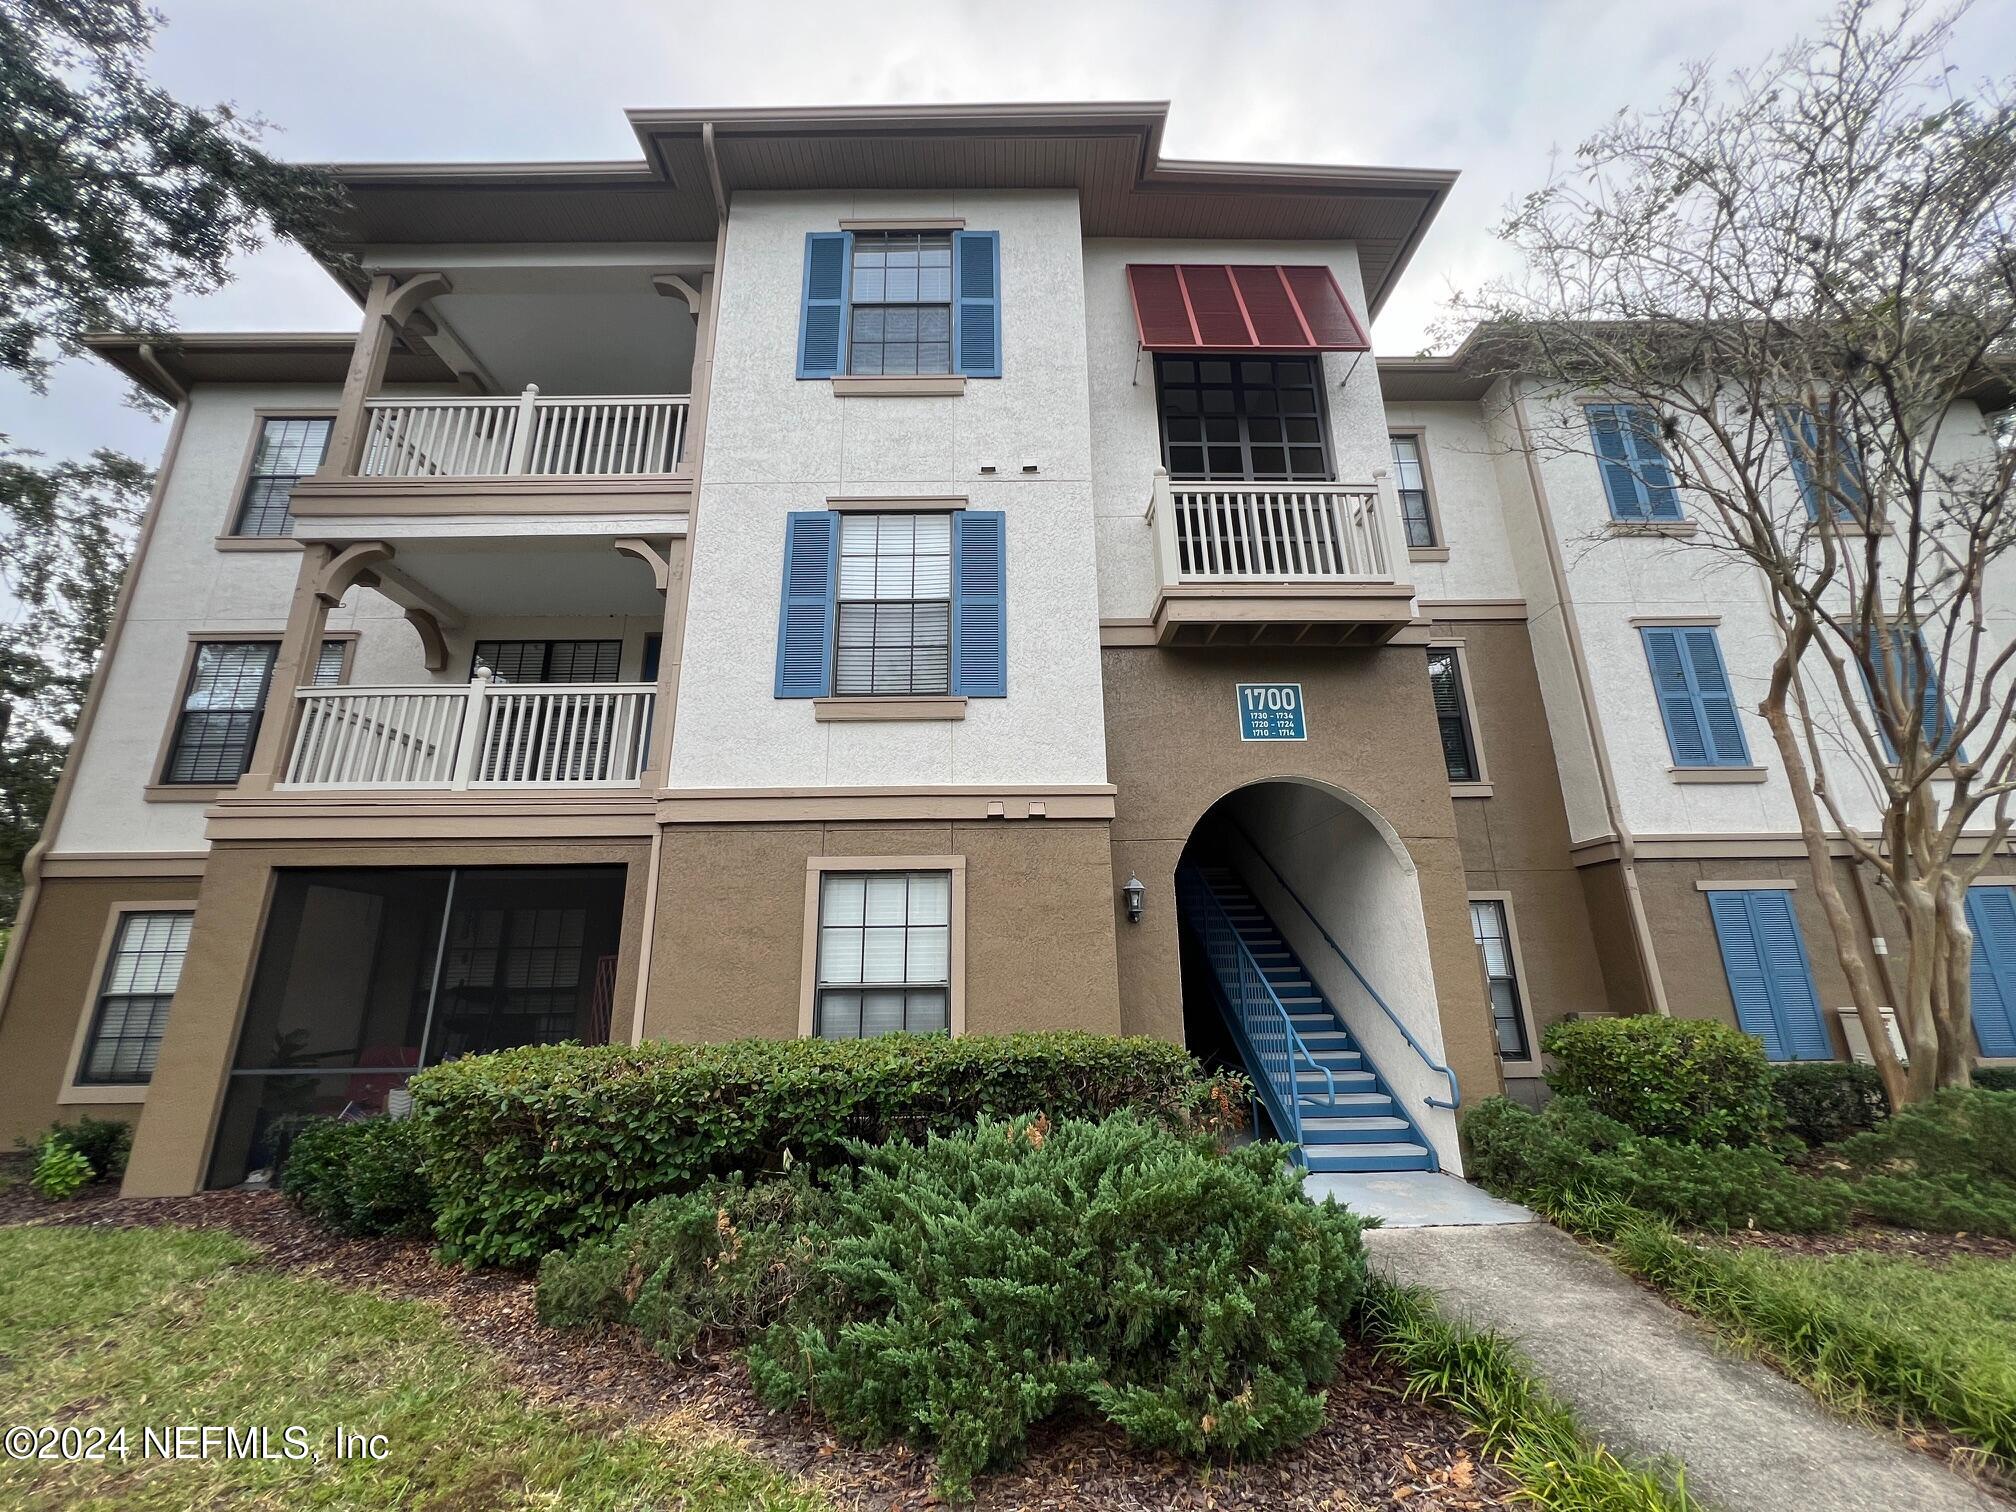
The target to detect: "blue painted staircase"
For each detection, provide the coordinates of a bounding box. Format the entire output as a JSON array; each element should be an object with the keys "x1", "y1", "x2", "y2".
[{"x1": 1179, "y1": 863, "x2": 1436, "y2": 1173}]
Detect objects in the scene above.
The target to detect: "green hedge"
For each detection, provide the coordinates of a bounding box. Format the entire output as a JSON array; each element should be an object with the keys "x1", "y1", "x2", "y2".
[
  {"x1": 537, "y1": 1115, "x2": 1360, "y2": 1499},
  {"x1": 1833, "y1": 1089, "x2": 2016, "y2": 1238},
  {"x1": 414, "y1": 1033, "x2": 1244, "y2": 1268},
  {"x1": 1542, "y1": 1017, "x2": 1777, "y2": 1146},
  {"x1": 16, "y1": 1115, "x2": 132, "y2": 1185},
  {"x1": 280, "y1": 1117, "x2": 434, "y2": 1238},
  {"x1": 1463, "y1": 1096, "x2": 1853, "y2": 1233},
  {"x1": 1978, "y1": 1067, "x2": 2016, "y2": 1094},
  {"x1": 1771, "y1": 1062, "x2": 1888, "y2": 1145}
]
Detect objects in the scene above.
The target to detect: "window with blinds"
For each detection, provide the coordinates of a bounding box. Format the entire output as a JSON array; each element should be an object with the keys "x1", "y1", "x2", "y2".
[
  {"x1": 471, "y1": 640, "x2": 622, "y2": 684},
  {"x1": 78, "y1": 910, "x2": 192, "y2": 1084},
  {"x1": 1468, "y1": 900, "x2": 1531, "y2": 1061},
  {"x1": 835, "y1": 514, "x2": 952, "y2": 696},
  {"x1": 1427, "y1": 647, "x2": 1480, "y2": 783},
  {"x1": 162, "y1": 639, "x2": 344, "y2": 785},
  {"x1": 234, "y1": 417, "x2": 332, "y2": 537},
  {"x1": 848, "y1": 232, "x2": 954, "y2": 375},
  {"x1": 814, "y1": 871, "x2": 951, "y2": 1039}
]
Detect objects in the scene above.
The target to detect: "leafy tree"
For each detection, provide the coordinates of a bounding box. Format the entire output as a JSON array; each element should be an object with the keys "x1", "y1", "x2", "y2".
[
  {"x1": 0, "y1": 0, "x2": 346, "y2": 387},
  {"x1": 1456, "y1": 0, "x2": 2016, "y2": 1104},
  {"x1": 0, "y1": 448, "x2": 148, "y2": 918}
]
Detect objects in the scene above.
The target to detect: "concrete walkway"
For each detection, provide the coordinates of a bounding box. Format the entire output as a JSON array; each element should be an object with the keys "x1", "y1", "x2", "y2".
[
  {"x1": 1368, "y1": 1221, "x2": 2003, "y2": 1512},
  {"x1": 1304, "y1": 1169, "x2": 1535, "y2": 1227}
]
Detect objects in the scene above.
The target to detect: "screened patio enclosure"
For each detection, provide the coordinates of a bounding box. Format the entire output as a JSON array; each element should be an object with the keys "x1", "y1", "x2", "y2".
[{"x1": 205, "y1": 865, "x2": 625, "y2": 1187}]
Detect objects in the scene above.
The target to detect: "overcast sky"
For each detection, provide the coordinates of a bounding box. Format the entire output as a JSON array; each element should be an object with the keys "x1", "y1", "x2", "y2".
[{"x1": 7, "y1": 0, "x2": 2012, "y2": 473}]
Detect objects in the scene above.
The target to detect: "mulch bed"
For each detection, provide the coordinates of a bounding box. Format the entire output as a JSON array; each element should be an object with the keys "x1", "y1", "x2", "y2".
[
  {"x1": 1699, "y1": 1223, "x2": 2016, "y2": 1264},
  {"x1": 6, "y1": 1190, "x2": 1518, "y2": 1510}
]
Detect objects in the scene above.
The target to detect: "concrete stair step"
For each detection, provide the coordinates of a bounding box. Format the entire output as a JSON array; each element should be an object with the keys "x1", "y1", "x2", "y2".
[
  {"x1": 1300, "y1": 1116, "x2": 1413, "y2": 1142},
  {"x1": 1301, "y1": 1142, "x2": 1434, "y2": 1173}
]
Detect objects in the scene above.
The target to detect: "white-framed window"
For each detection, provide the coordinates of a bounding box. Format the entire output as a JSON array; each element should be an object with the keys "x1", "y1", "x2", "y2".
[
  {"x1": 1390, "y1": 432, "x2": 1437, "y2": 547},
  {"x1": 813, "y1": 870, "x2": 952, "y2": 1038},
  {"x1": 848, "y1": 232, "x2": 954, "y2": 375},
  {"x1": 836, "y1": 513, "x2": 953, "y2": 696}
]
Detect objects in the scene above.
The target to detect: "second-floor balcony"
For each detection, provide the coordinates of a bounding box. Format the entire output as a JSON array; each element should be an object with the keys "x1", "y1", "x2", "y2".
[
  {"x1": 280, "y1": 675, "x2": 655, "y2": 790},
  {"x1": 1143, "y1": 468, "x2": 1416, "y2": 647},
  {"x1": 357, "y1": 390, "x2": 689, "y2": 480}
]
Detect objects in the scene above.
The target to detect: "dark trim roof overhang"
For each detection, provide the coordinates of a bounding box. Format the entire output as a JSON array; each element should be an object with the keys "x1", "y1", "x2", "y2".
[
  {"x1": 84, "y1": 332, "x2": 457, "y2": 403},
  {"x1": 312, "y1": 102, "x2": 1455, "y2": 317}
]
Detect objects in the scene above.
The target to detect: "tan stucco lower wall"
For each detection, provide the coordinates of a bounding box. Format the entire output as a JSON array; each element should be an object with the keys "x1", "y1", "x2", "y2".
[
  {"x1": 0, "y1": 875, "x2": 194, "y2": 1145},
  {"x1": 1632, "y1": 854, "x2": 1901, "y2": 1058},
  {"x1": 646, "y1": 819, "x2": 1122, "y2": 1042},
  {"x1": 1443, "y1": 619, "x2": 1612, "y2": 1072},
  {"x1": 1100, "y1": 643, "x2": 1504, "y2": 1112},
  {"x1": 120, "y1": 837, "x2": 652, "y2": 1198}
]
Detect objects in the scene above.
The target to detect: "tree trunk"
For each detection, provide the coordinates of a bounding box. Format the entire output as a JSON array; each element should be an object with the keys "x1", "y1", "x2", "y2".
[
  {"x1": 1934, "y1": 875, "x2": 1976, "y2": 1090},
  {"x1": 1761, "y1": 656, "x2": 1911, "y2": 1108}
]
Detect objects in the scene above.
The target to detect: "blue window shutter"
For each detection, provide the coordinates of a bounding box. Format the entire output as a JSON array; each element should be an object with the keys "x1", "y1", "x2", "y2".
[
  {"x1": 1680, "y1": 627, "x2": 1750, "y2": 765},
  {"x1": 1779, "y1": 405, "x2": 1866, "y2": 520},
  {"x1": 951, "y1": 510, "x2": 1007, "y2": 696},
  {"x1": 1964, "y1": 886, "x2": 2016, "y2": 1057},
  {"x1": 1778, "y1": 407, "x2": 1821, "y2": 517},
  {"x1": 1708, "y1": 891, "x2": 1787, "y2": 1059},
  {"x1": 1862, "y1": 627, "x2": 1960, "y2": 761},
  {"x1": 796, "y1": 232, "x2": 852, "y2": 379},
  {"x1": 1623, "y1": 408, "x2": 1683, "y2": 520},
  {"x1": 1587, "y1": 406, "x2": 1645, "y2": 519},
  {"x1": 1641, "y1": 627, "x2": 1711, "y2": 765},
  {"x1": 952, "y1": 231, "x2": 1002, "y2": 378},
  {"x1": 1708, "y1": 890, "x2": 1831, "y2": 1062},
  {"x1": 774, "y1": 511, "x2": 838, "y2": 697}
]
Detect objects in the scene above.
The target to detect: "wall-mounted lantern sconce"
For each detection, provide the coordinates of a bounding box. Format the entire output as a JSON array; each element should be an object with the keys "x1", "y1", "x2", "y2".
[{"x1": 1122, "y1": 874, "x2": 1146, "y2": 923}]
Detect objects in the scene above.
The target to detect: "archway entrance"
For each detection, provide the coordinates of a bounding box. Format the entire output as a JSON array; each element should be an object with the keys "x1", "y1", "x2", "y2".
[{"x1": 1174, "y1": 778, "x2": 1459, "y2": 1173}]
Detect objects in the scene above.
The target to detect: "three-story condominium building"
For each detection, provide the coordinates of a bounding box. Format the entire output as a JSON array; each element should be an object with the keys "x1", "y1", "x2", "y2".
[{"x1": 2, "y1": 103, "x2": 2010, "y2": 1195}]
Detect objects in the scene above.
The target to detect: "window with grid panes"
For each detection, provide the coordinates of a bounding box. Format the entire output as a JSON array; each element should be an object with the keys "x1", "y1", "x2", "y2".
[
  {"x1": 815, "y1": 871, "x2": 951, "y2": 1038},
  {"x1": 835, "y1": 514, "x2": 951, "y2": 695},
  {"x1": 1155, "y1": 356, "x2": 1333, "y2": 480},
  {"x1": 1427, "y1": 648, "x2": 1480, "y2": 783},
  {"x1": 162, "y1": 639, "x2": 345, "y2": 785},
  {"x1": 77, "y1": 911, "x2": 192, "y2": 1084},
  {"x1": 471, "y1": 640, "x2": 622, "y2": 683},
  {"x1": 848, "y1": 232, "x2": 953, "y2": 375},
  {"x1": 1469, "y1": 900, "x2": 1532, "y2": 1060},
  {"x1": 234, "y1": 417, "x2": 332, "y2": 537},
  {"x1": 1390, "y1": 434, "x2": 1436, "y2": 547}
]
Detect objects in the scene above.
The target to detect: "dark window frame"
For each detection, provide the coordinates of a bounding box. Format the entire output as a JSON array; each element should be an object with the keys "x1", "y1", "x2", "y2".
[
  {"x1": 1469, "y1": 897, "x2": 1534, "y2": 1063},
  {"x1": 1427, "y1": 645, "x2": 1482, "y2": 784},
  {"x1": 1390, "y1": 430, "x2": 1439, "y2": 548},
  {"x1": 160, "y1": 638, "x2": 346, "y2": 787},
  {"x1": 75, "y1": 909, "x2": 194, "y2": 1085},
  {"x1": 1153, "y1": 354, "x2": 1336, "y2": 482},
  {"x1": 232, "y1": 415, "x2": 333, "y2": 538},
  {"x1": 469, "y1": 640, "x2": 624, "y2": 684}
]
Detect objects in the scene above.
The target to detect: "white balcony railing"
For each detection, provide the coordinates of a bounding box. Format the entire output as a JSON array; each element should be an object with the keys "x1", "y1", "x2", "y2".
[
  {"x1": 356, "y1": 388, "x2": 689, "y2": 479},
  {"x1": 280, "y1": 678, "x2": 656, "y2": 789},
  {"x1": 1146, "y1": 469, "x2": 1397, "y2": 584}
]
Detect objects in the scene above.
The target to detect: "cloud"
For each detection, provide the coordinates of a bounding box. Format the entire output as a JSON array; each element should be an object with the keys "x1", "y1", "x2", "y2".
[{"x1": 16, "y1": 0, "x2": 2013, "y2": 460}]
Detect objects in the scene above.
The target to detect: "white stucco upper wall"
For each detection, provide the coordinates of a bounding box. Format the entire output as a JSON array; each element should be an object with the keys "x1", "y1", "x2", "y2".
[
  {"x1": 1382, "y1": 399, "x2": 1524, "y2": 604},
  {"x1": 669, "y1": 190, "x2": 1109, "y2": 789},
  {"x1": 1081, "y1": 239, "x2": 1391, "y2": 622}
]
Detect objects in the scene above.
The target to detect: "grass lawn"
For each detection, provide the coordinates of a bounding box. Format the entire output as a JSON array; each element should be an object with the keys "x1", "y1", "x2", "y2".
[
  {"x1": 1613, "y1": 1219, "x2": 2016, "y2": 1468},
  {"x1": 0, "y1": 1225, "x2": 828, "y2": 1511}
]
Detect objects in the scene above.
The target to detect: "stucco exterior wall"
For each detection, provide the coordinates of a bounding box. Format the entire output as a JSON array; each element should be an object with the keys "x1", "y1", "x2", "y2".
[
  {"x1": 1386, "y1": 400, "x2": 1524, "y2": 603},
  {"x1": 1081, "y1": 239, "x2": 1392, "y2": 623},
  {"x1": 0, "y1": 875, "x2": 199, "y2": 1143},
  {"x1": 669, "y1": 191, "x2": 1108, "y2": 790},
  {"x1": 646, "y1": 819, "x2": 1121, "y2": 1043}
]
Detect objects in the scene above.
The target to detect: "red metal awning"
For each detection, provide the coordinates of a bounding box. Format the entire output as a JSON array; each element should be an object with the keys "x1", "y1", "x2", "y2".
[{"x1": 1125, "y1": 264, "x2": 1371, "y2": 353}]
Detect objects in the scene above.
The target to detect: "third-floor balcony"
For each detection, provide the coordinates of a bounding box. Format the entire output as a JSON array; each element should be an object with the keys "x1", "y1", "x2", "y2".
[
  {"x1": 1143, "y1": 467, "x2": 1416, "y2": 647},
  {"x1": 289, "y1": 255, "x2": 708, "y2": 523}
]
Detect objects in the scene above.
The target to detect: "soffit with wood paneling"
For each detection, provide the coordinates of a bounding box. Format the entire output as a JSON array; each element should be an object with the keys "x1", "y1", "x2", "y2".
[{"x1": 318, "y1": 104, "x2": 1455, "y2": 317}]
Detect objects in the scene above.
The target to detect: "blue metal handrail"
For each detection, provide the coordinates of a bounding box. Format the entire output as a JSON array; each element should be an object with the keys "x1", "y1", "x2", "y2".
[
  {"x1": 1176, "y1": 866, "x2": 1336, "y2": 1151},
  {"x1": 1224, "y1": 819, "x2": 1461, "y2": 1112}
]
